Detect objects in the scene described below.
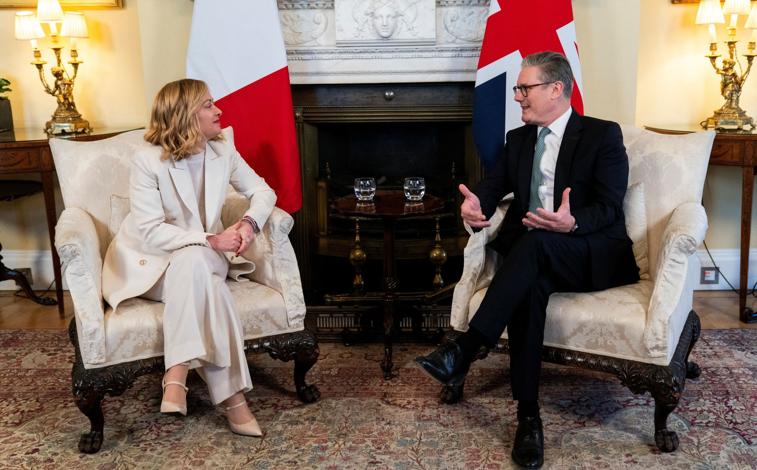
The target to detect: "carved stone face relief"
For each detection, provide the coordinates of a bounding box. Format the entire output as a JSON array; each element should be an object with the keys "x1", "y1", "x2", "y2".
[
  {"x1": 335, "y1": 0, "x2": 432, "y2": 44},
  {"x1": 369, "y1": 1, "x2": 401, "y2": 38}
]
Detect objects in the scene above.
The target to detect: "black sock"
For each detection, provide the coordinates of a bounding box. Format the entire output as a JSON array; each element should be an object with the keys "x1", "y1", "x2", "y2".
[
  {"x1": 456, "y1": 327, "x2": 489, "y2": 362},
  {"x1": 517, "y1": 400, "x2": 540, "y2": 420}
]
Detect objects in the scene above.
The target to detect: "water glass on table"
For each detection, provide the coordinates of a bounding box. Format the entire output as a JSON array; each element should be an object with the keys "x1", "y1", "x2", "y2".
[
  {"x1": 354, "y1": 177, "x2": 376, "y2": 202},
  {"x1": 403, "y1": 177, "x2": 425, "y2": 201}
]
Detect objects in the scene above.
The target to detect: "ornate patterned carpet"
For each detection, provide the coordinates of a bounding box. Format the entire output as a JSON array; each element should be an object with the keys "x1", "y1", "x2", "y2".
[{"x1": 1, "y1": 328, "x2": 755, "y2": 469}]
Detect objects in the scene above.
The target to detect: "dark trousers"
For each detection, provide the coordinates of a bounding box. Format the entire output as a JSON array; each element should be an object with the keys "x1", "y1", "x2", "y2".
[{"x1": 469, "y1": 230, "x2": 592, "y2": 402}]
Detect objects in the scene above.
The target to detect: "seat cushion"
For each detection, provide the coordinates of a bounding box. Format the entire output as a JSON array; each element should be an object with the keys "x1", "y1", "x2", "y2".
[
  {"x1": 468, "y1": 280, "x2": 664, "y2": 365},
  {"x1": 89, "y1": 280, "x2": 302, "y2": 369}
]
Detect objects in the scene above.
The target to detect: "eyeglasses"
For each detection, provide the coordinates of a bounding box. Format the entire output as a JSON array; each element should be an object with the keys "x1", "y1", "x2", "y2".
[{"x1": 512, "y1": 82, "x2": 555, "y2": 97}]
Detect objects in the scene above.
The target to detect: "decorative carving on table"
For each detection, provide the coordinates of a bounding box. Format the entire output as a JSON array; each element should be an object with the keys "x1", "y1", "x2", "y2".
[
  {"x1": 69, "y1": 320, "x2": 321, "y2": 454},
  {"x1": 439, "y1": 311, "x2": 702, "y2": 453},
  {"x1": 429, "y1": 218, "x2": 448, "y2": 289}
]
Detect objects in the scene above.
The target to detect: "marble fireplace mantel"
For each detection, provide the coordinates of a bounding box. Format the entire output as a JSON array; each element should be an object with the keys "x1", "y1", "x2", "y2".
[{"x1": 278, "y1": 0, "x2": 489, "y2": 84}]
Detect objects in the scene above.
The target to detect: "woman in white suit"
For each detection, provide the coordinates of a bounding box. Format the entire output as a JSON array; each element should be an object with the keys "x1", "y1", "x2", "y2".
[{"x1": 102, "y1": 78, "x2": 276, "y2": 436}]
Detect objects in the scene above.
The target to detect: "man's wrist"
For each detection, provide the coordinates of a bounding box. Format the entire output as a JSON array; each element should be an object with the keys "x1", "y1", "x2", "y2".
[{"x1": 570, "y1": 217, "x2": 579, "y2": 233}]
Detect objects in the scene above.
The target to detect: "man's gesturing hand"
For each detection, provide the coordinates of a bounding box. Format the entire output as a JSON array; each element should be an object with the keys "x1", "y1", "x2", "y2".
[
  {"x1": 459, "y1": 183, "x2": 491, "y2": 228},
  {"x1": 522, "y1": 187, "x2": 576, "y2": 233}
]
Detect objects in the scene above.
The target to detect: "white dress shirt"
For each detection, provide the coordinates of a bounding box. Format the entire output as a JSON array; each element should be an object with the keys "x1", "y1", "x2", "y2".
[{"x1": 536, "y1": 107, "x2": 572, "y2": 212}]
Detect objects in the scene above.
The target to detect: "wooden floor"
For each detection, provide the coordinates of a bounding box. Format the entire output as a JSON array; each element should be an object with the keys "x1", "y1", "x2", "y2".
[{"x1": 0, "y1": 290, "x2": 756, "y2": 331}]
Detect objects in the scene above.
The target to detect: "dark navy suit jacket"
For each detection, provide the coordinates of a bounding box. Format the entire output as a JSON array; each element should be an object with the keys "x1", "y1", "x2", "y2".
[{"x1": 474, "y1": 111, "x2": 640, "y2": 291}]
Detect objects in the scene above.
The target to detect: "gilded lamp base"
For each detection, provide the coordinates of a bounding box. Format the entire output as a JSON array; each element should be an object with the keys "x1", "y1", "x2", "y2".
[
  {"x1": 45, "y1": 114, "x2": 91, "y2": 135},
  {"x1": 701, "y1": 106, "x2": 755, "y2": 132}
]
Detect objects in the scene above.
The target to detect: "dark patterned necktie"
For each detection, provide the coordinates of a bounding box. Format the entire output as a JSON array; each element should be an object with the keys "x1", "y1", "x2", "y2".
[{"x1": 529, "y1": 127, "x2": 551, "y2": 212}]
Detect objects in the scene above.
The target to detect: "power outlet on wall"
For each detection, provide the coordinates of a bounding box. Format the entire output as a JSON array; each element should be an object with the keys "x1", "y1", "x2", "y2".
[
  {"x1": 700, "y1": 267, "x2": 719, "y2": 285},
  {"x1": 16, "y1": 267, "x2": 33, "y2": 285}
]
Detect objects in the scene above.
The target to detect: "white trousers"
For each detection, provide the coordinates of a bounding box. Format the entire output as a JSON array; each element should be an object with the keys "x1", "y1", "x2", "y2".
[{"x1": 143, "y1": 245, "x2": 252, "y2": 404}]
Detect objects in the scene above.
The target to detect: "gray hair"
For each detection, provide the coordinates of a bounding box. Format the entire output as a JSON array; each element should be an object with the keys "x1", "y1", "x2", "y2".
[{"x1": 521, "y1": 51, "x2": 574, "y2": 100}]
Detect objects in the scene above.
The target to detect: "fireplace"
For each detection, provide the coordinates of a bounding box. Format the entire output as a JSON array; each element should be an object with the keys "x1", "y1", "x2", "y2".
[{"x1": 291, "y1": 82, "x2": 480, "y2": 302}]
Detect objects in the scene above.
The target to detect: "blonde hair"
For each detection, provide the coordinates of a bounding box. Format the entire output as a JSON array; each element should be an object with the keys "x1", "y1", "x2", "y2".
[{"x1": 144, "y1": 78, "x2": 223, "y2": 160}]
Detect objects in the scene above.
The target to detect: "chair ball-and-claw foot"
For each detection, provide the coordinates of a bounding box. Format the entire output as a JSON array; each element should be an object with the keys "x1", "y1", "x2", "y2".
[
  {"x1": 440, "y1": 382, "x2": 464, "y2": 404},
  {"x1": 297, "y1": 384, "x2": 321, "y2": 403},
  {"x1": 78, "y1": 431, "x2": 103, "y2": 454},
  {"x1": 655, "y1": 429, "x2": 679, "y2": 452},
  {"x1": 686, "y1": 361, "x2": 701, "y2": 379}
]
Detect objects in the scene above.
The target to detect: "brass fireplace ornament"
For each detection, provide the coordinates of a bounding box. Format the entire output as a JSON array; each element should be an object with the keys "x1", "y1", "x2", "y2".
[
  {"x1": 696, "y1": 0, "x2": 757, "y2": 131},
  {"x1": 14, "y1": 0, "x2": 91, "y2": 135}
]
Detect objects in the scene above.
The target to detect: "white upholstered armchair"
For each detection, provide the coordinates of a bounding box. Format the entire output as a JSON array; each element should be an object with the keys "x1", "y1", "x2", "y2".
[
  {"x1": 446, "y1": 126, "x2": 715, "y2": 453},
  {"x1": 49, "y1": 129, "x2": 320, "y2": 454}
]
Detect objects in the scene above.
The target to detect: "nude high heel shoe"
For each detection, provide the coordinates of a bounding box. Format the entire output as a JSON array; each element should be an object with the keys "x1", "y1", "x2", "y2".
[
  {"x1": 160, "y1": 379, "x2": 188, "y2": 416},
  {"x1": 223, "y1": 400, "x2": 263, "y2": 437}
]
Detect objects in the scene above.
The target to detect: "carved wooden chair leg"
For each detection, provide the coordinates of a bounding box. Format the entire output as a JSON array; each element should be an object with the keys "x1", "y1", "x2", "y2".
[
  {"x1": 73, "y1": 387, "x2": 105, "y2": 454},
  {"x1": 645, "y1": 309, "x2": 700, "y2": 452},
  {"x1": 294, "y1": 338, "x2": 321, "y2": 403},
  {"x1": 684, "y1": 311, "x2": 702, "y2": 379},
  {"x1": 263, "y1": 330, "x2": 321, "y2": 403},
  {"x1": 652, "y1": 395, "x2": 681, "y2": 452}
]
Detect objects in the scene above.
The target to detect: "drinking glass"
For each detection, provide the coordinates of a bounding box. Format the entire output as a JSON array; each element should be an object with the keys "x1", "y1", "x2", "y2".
[
  {"x1": 354, "y1": 177, "x2": 376, "y2": 202},
  {"x1": 403, "y1": 177, "x2": 425, "y2": 201}
]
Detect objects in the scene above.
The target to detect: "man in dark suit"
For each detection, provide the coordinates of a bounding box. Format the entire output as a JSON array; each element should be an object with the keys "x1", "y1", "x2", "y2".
[{"x1": 416, "y1": 51, "x2": 639, "y2": 469}]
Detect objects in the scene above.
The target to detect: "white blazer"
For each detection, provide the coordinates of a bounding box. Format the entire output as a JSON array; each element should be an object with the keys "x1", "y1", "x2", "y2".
[{"x1": 102, "y1": 127, "x2": 277, "y2": 310}]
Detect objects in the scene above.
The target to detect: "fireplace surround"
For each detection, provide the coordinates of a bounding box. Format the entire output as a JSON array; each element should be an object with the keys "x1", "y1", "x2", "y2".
[{"x1": 291, "y1": 82, "x2": 481, "y2": 301}]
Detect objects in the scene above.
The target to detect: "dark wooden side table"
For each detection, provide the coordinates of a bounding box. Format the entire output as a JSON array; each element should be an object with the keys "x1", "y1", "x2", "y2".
[
  {"x1": 647, "y1": 127, "x2": 757, "y2": 323},
  {"x1": 0, "y1": 128, "x2": 137, "y2": 317},
  {"x1": 327, "y1": 189, "x2": 447, "y2": 378}
]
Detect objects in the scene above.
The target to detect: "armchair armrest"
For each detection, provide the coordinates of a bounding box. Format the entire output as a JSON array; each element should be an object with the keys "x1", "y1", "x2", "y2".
[
  {"x1": 450, "y1": 198, "x2": 511, "y2": 331},
  {"x1": 55, "y1": 207, "x2": 106, "y2": 365},
  {"x1": 643, "y1": 202, "x2": 708, "y2": 356},
  {"x1": 222, "y1": 193, "x2": 306, "y2": 327}
]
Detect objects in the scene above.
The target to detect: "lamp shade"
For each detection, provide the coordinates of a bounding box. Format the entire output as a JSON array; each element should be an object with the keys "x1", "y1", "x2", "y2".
[
  {"x1": 36, "y1": 0, "x2": 64, "y2": 23},
  {"x1": 723, "y1": 0, "x2": 751, "y2": 15},
  {"x1": 696, "y1": 0, "x2": 726, "y2": 25},
  {"x1": 746, "y1": 4, "x2": 757, "y2": 29},
  {"x1": 60, "y1": 12, "x2": 88, "y2": 38},
  {"x1": 14, "y1": 11, "x2": 44, "y2": 40}
]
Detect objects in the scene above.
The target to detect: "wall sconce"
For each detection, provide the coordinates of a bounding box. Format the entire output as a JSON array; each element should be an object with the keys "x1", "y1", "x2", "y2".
[
  {"x1": 696, "y1": 0, "x2": 756, "y2": 131},
  {"x1": 14, "y1": 0, "x2": 91, "y2": 135}
]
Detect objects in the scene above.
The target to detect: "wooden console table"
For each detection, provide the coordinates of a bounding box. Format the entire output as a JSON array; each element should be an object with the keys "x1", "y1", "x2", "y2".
[
  {"x1": 0, "y1": 128, "x2": 136, "y2": 317},
  {"x1": 647, "y1": 127, "x2": 757, "y2": 323}
]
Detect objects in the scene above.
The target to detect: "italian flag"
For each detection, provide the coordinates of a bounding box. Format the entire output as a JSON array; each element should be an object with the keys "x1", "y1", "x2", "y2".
[{"x1": 186, "y1": 0, "x2": 302, "y2": 213}]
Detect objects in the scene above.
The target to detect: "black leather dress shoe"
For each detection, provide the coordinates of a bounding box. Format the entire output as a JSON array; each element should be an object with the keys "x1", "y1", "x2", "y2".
[
  {"x1": 511, "y1": 415, "x2": 544, "y2": 469},
  {"x1": 414, "y1": 341, "x2": 471, "y2": 385}
]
